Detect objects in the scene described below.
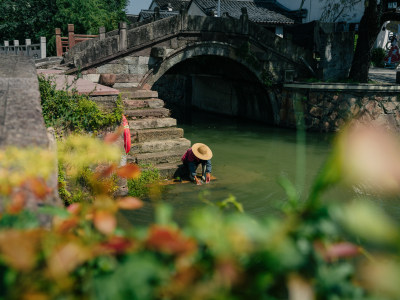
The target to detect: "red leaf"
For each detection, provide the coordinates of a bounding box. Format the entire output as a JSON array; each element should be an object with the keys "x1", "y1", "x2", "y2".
[
  {"x1": 117, "y1": 197, "x2": 143, "y2": 210},
  {"x1": 146, "y1": 225, "x2": 197, "y2": 256},
  {"x1": 116, "y1": 164, "x2": 141, "y2": 179},
  {"x1": 96, "y1": 236, "x2": 135, "y2": 255},
  {"x1": 314, "y1": 241, "x2": 361, "y2": 262}
]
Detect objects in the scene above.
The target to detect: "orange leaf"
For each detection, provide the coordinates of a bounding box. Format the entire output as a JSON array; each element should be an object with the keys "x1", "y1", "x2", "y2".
[
  {"x1": 66, "y1": 203, "x2": 81, "y2": 215},
  {"x1": 0, "y1": 229, "x2": 43, "y2": 271},
  {"x1": 94, "y1": 164, "x2": 117, "y2": 179},
  {"x1": 146, "y1": 225, "x2": 197, "y2": 256},
  {"x1": 47, "y1": 242, "x2": 90, "y2": 278},
  {"x1": 104, "y1": 126, "x2": 124, "y2": 144},
  {"x1": 24, "y1": 178, "x2": 49, "y2": 200},
  {"x1": 93, "y1": 210, "x2": 116, "y2": 235},
  {"x1": 116, "y1": 164, "x2": 141, "y2": 179},
  {"x1": 117, "y1": 197, "x2": 143, "y2": 210},
  {"x1": 7, "y1": 191, "x2": 26, "y2": 214},
  {"x1": 53, "y1": 216, "x2": 80, "y2": 233}
]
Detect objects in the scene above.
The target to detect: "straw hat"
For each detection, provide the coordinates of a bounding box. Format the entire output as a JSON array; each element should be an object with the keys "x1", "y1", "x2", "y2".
[{"x1": 192, "y1": 143, "x2": 213, "y2": 160}]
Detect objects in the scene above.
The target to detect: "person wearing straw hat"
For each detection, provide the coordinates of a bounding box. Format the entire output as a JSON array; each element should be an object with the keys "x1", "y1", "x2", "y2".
[{"x1": 181, "y1": 143, "x2": 213, "y2": 185}]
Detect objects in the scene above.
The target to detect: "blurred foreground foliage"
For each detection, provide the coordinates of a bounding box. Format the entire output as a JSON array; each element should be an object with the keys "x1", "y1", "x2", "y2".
[{"x1": 0, "y1": 124, "x2": 400, "y2": 299}]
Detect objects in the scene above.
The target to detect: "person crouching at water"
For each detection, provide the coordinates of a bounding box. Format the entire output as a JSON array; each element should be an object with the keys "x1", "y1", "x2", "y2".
[{"x1": 181, "y1": 143, "x2": 212, "y2": 185}]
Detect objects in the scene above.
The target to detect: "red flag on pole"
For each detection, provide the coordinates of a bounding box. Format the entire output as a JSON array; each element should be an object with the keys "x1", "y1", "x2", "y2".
[{"x1": 122, "y1": 115, "x2": 131, "y2": 154}]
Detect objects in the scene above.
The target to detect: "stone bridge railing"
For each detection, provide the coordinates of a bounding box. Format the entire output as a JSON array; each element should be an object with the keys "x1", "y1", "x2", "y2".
[{"x1": 64, "y1": 11, "x2": 313, "y2": 83}]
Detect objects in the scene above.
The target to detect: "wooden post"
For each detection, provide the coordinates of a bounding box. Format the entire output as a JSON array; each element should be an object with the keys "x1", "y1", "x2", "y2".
[
  {"x1": 119, "y1": 22, "x2": 127, "y2": 51},
  {"x1": 55, "y1": 28, "x2": 62, "y2": 56},
  {"x1": 68, "y1": 24, "x2": 75, "y2": 49},
  {"x1": 40, "y1": 37, "x2": 46, "y2": 58},
  {"x1": 99, "y1": 27, "x2": 106, "y2": 40}
]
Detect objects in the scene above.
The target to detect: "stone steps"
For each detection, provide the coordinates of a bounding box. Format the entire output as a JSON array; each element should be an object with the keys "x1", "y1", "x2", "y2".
[
  {"x1": 129, "y1": 150, "x2": 182, "y2": 166},
  {"x1": 124, "y1": 107, "x2": 170, "y2": 119},
  {"x1": 131, "y1": 138, "x2": 190, "y2": 154},
  {"x1": 120, "y1": 88, "x2": 189, "y2": 179},
  {"x1": 133, "y1": 127, "x2": 184, "y2": 142},
  {"x1": 121, "y1": 89, "x2": 158, "y2": 99},
  {"x1": 128, "y1": 118, "x2": 177, "y2": 130},
  {"x1": 154, "y1": 163, "x2": 182, "y2": 179},
  {"x1": 123, "y1": 99, "x2": 164, "y2": 109}
]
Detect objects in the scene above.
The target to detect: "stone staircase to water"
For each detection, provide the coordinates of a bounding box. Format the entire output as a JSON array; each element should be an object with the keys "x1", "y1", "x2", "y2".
[{"x1": 120, "y1": 88, "x2": 190, "y2": 179}]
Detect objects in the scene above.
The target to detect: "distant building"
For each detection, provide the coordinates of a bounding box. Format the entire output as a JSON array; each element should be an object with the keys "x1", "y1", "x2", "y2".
[{"x1": 187, "y1": 0, "x2": 304, "y2": 37}]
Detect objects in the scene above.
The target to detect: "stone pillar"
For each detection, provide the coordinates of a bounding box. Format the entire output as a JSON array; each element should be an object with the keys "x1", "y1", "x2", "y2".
[
  {"x1": 119, "y1": 22, "x2": 127, "y2": 51},
  {"x1": 99, "y1": 27, "x2": 106, "y2": 40},
  {"x1": 240, "y1": 7, "x2": 249, "y2": 35},
  {"x1": 55, "y1": 28, "x2": 62, "y2": 56},
  {"x1": 180, "y1": 4, "x2": 188, "y2": 31},
  {"x1": 68, "y1": 24, "x2": 75, "y2": 49},
  {"x1": 25, "y1": 39, "x2": 31, "y2": 57},
  {"x1": 40, "y1": 37, "x2": 46, "y2": 59},
  {"x1": 3, "y1": 41, "x2": 9, "y2": 55},
  {"x1": 13, "y1": 40, "x2": 19, "y2": 55}
]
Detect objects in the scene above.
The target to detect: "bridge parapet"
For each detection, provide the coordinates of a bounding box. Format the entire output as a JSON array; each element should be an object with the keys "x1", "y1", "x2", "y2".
[{"x1": 64, "y1": 12, "x2": 313, "y2": 87}]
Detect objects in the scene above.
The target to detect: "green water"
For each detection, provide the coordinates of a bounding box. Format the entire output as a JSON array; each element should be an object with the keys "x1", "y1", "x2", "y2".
[{"x1": 122, "y1": 112, "x2": 360, "y2": 226}]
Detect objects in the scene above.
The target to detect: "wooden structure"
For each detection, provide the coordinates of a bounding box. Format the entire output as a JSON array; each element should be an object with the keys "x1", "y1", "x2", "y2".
[{"x1": 55, "y1": 24, "x2": 99, "y2": 56}]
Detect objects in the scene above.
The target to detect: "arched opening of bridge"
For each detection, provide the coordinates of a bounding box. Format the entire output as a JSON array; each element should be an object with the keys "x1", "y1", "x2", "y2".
[{"x1": 152, "y1": 55, "x2": 274, "y2": 125}]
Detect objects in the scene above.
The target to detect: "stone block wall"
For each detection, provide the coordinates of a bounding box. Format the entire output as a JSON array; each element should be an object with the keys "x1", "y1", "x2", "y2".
[{"x1": 280, "y1": 83, "x2": 400, "y2": 132}]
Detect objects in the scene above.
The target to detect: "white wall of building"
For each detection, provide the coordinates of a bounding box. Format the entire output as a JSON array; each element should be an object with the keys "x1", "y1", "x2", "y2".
[{"x1": 278, "y1": 0, "x2": 364, "y2": 23}]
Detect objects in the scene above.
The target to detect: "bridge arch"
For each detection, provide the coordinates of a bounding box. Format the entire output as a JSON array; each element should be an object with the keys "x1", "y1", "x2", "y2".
[
  {"x1": 141, "y1": 41, "x2": 265, "y2": 87},
  {"x1": 144, "y1": 42, "x2": 279, "y2": 124}
]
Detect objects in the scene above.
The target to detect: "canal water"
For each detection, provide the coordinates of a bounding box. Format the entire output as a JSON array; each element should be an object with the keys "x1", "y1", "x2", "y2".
[{"x1": 122, "y1": 111, "x2": 362, "y2": 226}]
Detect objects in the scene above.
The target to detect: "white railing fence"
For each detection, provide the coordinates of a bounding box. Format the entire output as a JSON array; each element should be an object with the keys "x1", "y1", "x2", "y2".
[{"x1": 0, "y1": 37, "x2": 46, "y2": 59}]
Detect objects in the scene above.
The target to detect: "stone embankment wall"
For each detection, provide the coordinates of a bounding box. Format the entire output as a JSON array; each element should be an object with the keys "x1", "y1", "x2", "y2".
[
  {"x1": 281, "y1": 83, "x2": 400, "y2": 132},
  {"x1": 0, "y1": 54, "x2": 61, "y2": 215}
]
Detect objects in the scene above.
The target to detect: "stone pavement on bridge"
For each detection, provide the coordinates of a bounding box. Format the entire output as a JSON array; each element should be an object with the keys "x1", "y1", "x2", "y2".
[{"x1": 37, "y1": 69, "x2": 119, "y2": 96}]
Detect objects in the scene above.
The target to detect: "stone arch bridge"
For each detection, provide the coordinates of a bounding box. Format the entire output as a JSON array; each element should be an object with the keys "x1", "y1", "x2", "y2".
[
  {"x1": 61, "y1": 12, "x2": 317, "y2": 178},
  {"x1": 64, "y1": 10, "x2": 313, "y2": 91}
]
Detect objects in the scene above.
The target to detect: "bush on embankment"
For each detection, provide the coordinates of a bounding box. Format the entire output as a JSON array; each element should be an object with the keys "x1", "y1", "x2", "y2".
[
  {"x1": 0, "y1": 124, "x2": 400, "y2": 299},
  {"x1": 38, "y1": 75, "x2": 123, "y2": 134}
]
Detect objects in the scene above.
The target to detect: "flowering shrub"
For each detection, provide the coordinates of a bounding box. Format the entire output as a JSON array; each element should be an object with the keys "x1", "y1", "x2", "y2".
[{"x1": 0, "y1": 124, "x2": 399, "y2": 299}]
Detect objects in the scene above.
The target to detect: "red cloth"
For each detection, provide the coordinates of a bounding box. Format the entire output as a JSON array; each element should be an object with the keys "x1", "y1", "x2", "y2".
[
  {"x1": 181, "y1": 148, "x2": 200, "y2": 163},
  {"x1": 122, "y1": 115, "x2": 131, "y2": 154},
  {"x1": 385, "y1": 45, "x2": 400, "y2": 64}
]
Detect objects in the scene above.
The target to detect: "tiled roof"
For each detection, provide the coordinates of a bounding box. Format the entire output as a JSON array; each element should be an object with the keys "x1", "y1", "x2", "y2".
[
  {"x1": 139, "y1": 9, "x2": 180, "y2": 20},
  {"x1": 154, "y1": 0, "x2": 190, "y2": 11},
  {"x1": 192, "y1": 0, "x2": 295, "y2": 24}
]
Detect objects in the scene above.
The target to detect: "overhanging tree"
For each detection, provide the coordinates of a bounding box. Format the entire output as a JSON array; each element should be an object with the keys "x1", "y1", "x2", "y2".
[
  {"x1": 349, "y1": 0, "x2": 400, "y2": 82},
  {"x1": 0, "y1": 0, "x2": 128, "y2": 56}
]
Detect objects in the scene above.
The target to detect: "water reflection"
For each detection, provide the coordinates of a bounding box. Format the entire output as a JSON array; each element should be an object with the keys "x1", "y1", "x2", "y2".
[{"x1": 123, "y1": 112, "x2": 356, "y2": 226}]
